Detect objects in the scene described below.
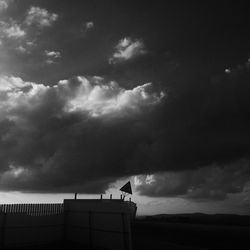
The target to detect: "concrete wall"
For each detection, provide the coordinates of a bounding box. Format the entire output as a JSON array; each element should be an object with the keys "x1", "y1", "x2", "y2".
[{"x1": 64, "y1": 199, "x2": 134, "y2": 250}]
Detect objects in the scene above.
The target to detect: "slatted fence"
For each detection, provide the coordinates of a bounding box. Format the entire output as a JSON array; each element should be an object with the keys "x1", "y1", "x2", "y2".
[{"x1": 0, "y1": 203, "x2": 64, "y2": 216}]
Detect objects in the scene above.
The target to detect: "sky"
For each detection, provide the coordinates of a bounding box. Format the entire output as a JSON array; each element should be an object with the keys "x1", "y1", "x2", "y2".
[{"x1": 1, "y1": 0, "x2": 250, "y2": 215}]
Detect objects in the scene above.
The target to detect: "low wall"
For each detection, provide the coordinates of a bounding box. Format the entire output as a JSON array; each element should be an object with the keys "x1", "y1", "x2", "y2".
[
  {"x1": 64, "y1": 199, "x2": 134, "y2": 250},
  {"x1": 0, "y1": 213, "x2": 64, "y2": 248}
]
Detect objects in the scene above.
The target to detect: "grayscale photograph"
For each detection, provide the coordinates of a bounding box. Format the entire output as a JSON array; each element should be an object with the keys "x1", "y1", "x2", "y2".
[{"x1": 0, "y1": 1, "x2": 250, "y2": 249}]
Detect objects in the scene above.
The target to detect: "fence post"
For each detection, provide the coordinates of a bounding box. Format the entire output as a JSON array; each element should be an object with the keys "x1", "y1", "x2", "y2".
[
  {"x1": 63, "y1": 207, "x2": 68, "y2": 244},
  {"x1": 0, "y1": 212, "x2": 6, "y2": 249},
  {"x1": 121, "y1": 213, "x2": 127, "y2": 250},
  {"x1": 121, "y1": 212, "x2": 132, "y2": 250},
  {"x1": 88, "y1": 211, "x2": 93, "y2": 248}
]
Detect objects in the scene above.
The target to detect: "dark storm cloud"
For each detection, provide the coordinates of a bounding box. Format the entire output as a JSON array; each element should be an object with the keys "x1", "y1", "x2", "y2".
[
  {"x1": 135, "y1": 159, "x2": 250, "y2": 201},
  {"x1": 133, "y1": 60, "x2": 250, "y2": 199},
  {"x1": 0, "y1": 75, "x2": 163, "y2": 192},
  {"x1": 1, "y1": 60, "x2": 250, "y2": 197},
  {"x1": 1, "y1": 0, "x2": 250, "y2": 202}
]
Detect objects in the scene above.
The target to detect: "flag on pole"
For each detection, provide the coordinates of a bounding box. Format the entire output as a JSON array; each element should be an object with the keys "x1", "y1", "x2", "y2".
[{"x1": 120, "y1": 181, "x2": 132, "y2": 195}]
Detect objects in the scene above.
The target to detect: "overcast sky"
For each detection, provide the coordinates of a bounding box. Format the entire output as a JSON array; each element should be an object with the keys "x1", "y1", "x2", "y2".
[{"x1": 1, "y1": 0, "x2": 250, "y2": 215}]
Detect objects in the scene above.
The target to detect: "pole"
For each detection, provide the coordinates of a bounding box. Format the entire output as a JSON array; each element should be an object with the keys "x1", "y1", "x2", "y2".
[{"x1": 0, "y1": 212, "x2": 6, "y2": 249}]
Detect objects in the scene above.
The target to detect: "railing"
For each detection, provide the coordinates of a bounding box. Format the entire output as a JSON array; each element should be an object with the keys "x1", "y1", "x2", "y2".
[{"x1": 0, "y1": 203, "x2": 64, "y2": 216}]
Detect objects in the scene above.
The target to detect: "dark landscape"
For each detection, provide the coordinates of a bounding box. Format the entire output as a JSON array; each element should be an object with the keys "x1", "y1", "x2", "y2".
[
  {"x1": 133, "y1": 214, "x2": 250, "y2": 250},
  {"x1": 4, "y1": 213, "x2": 250, "y2": 250}
]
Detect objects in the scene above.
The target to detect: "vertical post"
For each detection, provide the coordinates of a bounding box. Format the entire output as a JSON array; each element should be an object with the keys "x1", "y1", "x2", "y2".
[
  {"x1": 110, "y1": 194, "x2": 112, "y2": 200},
  {"x1": 100, "y1": 194, "x2": 103, "y2": 200},
  {"x1": 26, "y1": 203, "x2": 29, "y2": 214},
  {"x1": 121, "y1": 213, "x2": 129, "y2": 250},
  {"x1": 0, "y1": 212, "x2": 6, "y2": 249},
  {"x1": 74, "y1": 193, "x2": 77, "y2": 200},
  {"x1": 120, "y1": 194, "x2": 122, "y2": 200},
  {"x1": 88, "y1": 211, "x2": 93, "y2": 248},
  {"x1": 63, "y1": 205, "x2": 68, "y2": 244}
]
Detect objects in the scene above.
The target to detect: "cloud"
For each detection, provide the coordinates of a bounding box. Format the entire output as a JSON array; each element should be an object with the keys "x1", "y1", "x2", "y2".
[
  {"x1": 0, "y1": 75, "x2": 31, "y2": 91},
  {"x1": 15, "y1": 40, "x2": 36, "y2": 54},
  {"x1": 0, "y1": 21, "x2": 26, "y2": 39},
  {"x1": 16, "y1": 45, "x2": 26, "y2": 53},
  {"x1": 0, "y1": 75, "x2": 163, "y2": 192},
  {"x1": 25, "y1": 6, "x2": 58, "y2": 28},
  {"x1": 134, "y1": 159, "x2": 250, "y2": 201},
  {"x1": 45, "y1": 50, "x2": 61, "y2": 64},
  {"x1": 124, "y1": 59, "x2": 250, "y2": 201},
  {"x1": 1, "y1": 59, "x2": 250, "y2": 197},
  {"x1": 0, "y1": 0, "x2": 8, "y2": 12},
  {"x1": 59, "y1": 76, "x2": 164, "y2": 117},
  {"x1": 109, "y1": 37, "x2": 147, "y2": 64},
  {"x1": 26, "y1": 40, "x2": 35, "y2": 47},
  {"x1": 83, "y1": 21, "x2": 94, "y2": 32},
  {"x1": 45, "y1": 50, "x2": 61, "y2": 58}
]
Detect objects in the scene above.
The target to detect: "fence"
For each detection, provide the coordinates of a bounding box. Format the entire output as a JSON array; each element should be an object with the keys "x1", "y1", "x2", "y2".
[
  {"x1": 0, "y1": 204, "x2": 64, "y2": 248},
  {"x1": 0, "y1": 203, "x2": 64, "y2": 216},
  {"x1": 0, "y1": 200, "x2": 135, "y2": 250}
]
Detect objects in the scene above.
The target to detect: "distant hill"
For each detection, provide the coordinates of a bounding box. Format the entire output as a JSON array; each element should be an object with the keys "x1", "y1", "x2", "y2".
[{"x1": 137, "y1": 213, "x2": 250, "y2": 227}]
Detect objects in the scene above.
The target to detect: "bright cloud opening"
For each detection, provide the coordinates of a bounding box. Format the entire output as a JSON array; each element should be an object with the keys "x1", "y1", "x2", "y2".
[
  {"x1": 0, "y1": 21, "x2": 26, "y2": 39},
  {"x1": 109, "y1": 37, "x2": 147, "y2": 64},
  {"x1": 0, "y1": 75, "x2": 164, "y2": 120},
  {"x1": 0, "y1": 0, "x2": 8, "y2": 12},
  {"x1": 59, "y1": 76, "x2": 164, "y2": 117},
  {"x1": 25, "y1": 6, "x2": 58, "y2": 28}
]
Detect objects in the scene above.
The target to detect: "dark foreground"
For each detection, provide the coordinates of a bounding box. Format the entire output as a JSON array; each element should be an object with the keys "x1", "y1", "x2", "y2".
[
  {"x1": 5, "y1": 214, "x2": 250, "y2": 250},
  {"x1": 132, "y1": 219, "x2": 250, "y2": 250}
]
